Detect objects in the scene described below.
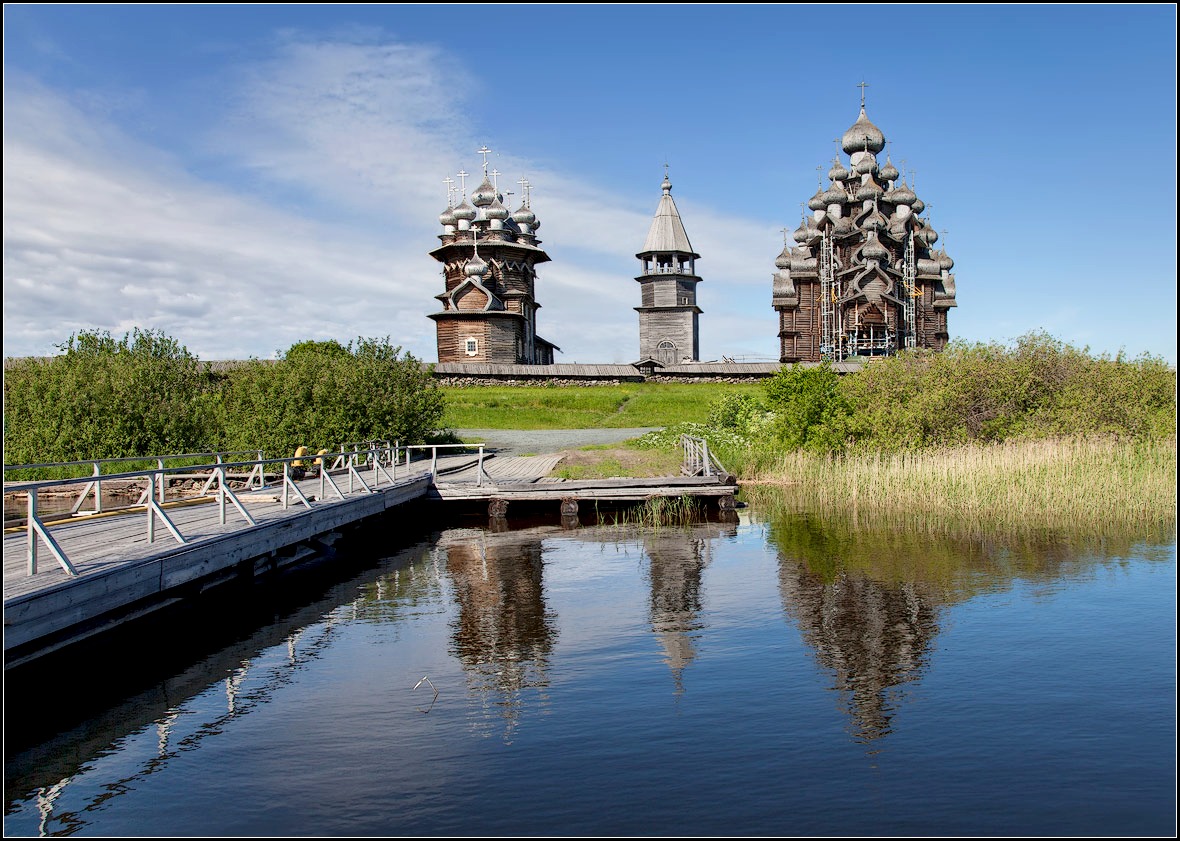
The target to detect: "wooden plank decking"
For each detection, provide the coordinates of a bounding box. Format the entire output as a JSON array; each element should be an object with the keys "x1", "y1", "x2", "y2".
[{"x1": 4, "y1": 449, "x2": 735, "y2": 667}]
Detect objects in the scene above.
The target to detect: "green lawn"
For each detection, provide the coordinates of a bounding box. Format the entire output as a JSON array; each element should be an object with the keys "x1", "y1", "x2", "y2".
[{"x1": 439, "y1": 382, "x2": 763, "y2": 429}]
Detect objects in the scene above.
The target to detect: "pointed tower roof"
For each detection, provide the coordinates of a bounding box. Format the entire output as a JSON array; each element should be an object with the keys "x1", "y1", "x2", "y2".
[{"x1": 638, "y1": 173, "x2": 700, "y2": 258}]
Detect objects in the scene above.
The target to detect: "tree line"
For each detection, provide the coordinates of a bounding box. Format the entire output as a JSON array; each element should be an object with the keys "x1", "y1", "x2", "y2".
[{"x1": 3, "y1": 329, "x2": 446, "y2": 468}]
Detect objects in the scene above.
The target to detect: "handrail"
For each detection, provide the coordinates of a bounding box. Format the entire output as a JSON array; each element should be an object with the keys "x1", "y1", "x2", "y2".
[
  {"x1": 680, "y1": 434, "x2": 729, "y2": 480},
  {"x1": 4, "y1": 440, "x2": 493, "y2": 580},
  {"x1": 6, "y1": 445, "x2": 404, "y2": 579}
]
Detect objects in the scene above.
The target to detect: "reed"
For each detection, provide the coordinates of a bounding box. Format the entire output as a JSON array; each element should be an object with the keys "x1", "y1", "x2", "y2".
[
  {"x1": 607, "y1": 495, "x2": 703, "y2": 529},
  {"x1": 742, "y1": 436, "x2": 1176, "y2": 532}
]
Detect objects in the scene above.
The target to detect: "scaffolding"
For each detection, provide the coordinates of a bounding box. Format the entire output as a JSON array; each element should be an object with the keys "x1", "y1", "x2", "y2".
[
  {"x1": 819, "y1": 228, "x2": 842, "y2": 361},
  {"x1": 902, "y1": 229, "x2": 918, "y2": 349}
]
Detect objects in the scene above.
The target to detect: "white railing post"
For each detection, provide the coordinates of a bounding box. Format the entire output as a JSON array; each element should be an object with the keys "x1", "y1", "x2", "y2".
[
  {"x1": 27, "y1": 490, "x2": 37, "y2": 576},
  {"x1": 282, "y1": 461, "x2": 290, "y2": 509},
  {"x1": 157, "y1": 459, "x2": 166, "y2": 503},
  {"x1": 703, "y1": 440, "x2": 712, "y2": 477},
  {"x1": 94, "y1": 461, "x2": 103, "y2": 514},
  {"x1": 477, "y1": 445, "x2": 485, "y2": 487},
  {"x1": 431, "y1": 446, "x2": 438, "y2": 477}
]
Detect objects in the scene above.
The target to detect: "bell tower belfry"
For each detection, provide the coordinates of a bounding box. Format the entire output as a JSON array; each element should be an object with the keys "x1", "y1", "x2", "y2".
[{"x1": 635, "y1": 169, "x2": 702, "y2": 365}]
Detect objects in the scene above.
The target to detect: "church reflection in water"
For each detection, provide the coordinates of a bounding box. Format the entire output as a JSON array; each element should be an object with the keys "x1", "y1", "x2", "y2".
[{"x1": 434, "y1": 520, "x2": 737, "y2": 733}]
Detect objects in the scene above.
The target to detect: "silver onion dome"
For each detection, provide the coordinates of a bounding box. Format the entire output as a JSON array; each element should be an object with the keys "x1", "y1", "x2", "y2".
[
  {"x1": 464, "y1": 253, "x2": 489, "y2": 278},
  {"x1": 937, "y1": 248, "x2": 954, "y2": 271},
  {"x1": 879, "y1": 157, "x2": 900, "y2": 183},
  {"x1": 439, "y1": 206, "x2": 457, "y2": 226},
  {"x1": 890, "y1": 181, "x2": 916, "y2": 206},
  {"x1": 828, "y1": 160, "x2": 851, "y2": 182},
  {"x1": 854, "y1": 151, "x2": 878, "y2": 175},
  {"x1": 486, "y1": 197, "x2": 509, "y2": 221},
  {"x1": 793, "y1": 218, "x2": 811, "y2": 245},
  {"x1": 910, "y1": 195, "x2": 925, "y2": 215},
  {"x1": 512, "y1": 203, "x2": 535, "y2": 227},
  {"x1": 471, "y1": 178, "x2": 497, "y2": 208},
  {"x1": 861, "y1": 232, "x2": 889, "y2": 262},
  {"x1": 822, "y1": 183, "x2": 846, "y2": 205},
  {"x1": 452, "y1": 200, "x2": 476, "y2": 222},
  {"x1": 917, "y1": 222, "x2": 938, "y2": 247},
  {"x1": 775, "y1": 246, "x2": 793, "y2": 270},
  {"x1": 856, "y1": 178, "x2": 885, "y2": 201},
  {"x1": 841, "y1": 107, "x2": 886, "y2": 155},
  {"x1": 808, "y1": 188, "x2": 827, "y2": 211}
]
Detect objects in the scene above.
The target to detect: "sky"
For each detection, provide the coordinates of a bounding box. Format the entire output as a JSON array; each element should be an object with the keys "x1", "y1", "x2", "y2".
[{"x1": 3, "y1": 4, "x2": 1177, "y2": 364}]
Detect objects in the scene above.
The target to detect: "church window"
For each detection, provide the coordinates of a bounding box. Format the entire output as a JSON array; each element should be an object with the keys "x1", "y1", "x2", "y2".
[{"x1": 464, "y1": 337, "x2": 478, "y2": 356}]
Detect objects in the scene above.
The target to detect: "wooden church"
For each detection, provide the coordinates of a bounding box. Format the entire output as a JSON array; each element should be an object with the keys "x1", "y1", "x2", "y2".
[
  {"x1": 772, "y1": 91, "x2": 958, "y2": 363},
  {"x1": 429, "y1": 150, "x2": 559, "y2": 365}
]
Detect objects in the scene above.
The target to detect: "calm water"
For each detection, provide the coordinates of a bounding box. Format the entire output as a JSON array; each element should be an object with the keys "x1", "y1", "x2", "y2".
[{"x1": 4, "y1": 497, "x2": 1176, "y2": 837}]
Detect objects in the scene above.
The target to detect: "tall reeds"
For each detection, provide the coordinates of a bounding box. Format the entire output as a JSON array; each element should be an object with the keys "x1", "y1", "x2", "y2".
[{"x1": 743, "y1": 436, "x2": 1176, "y2": 534}]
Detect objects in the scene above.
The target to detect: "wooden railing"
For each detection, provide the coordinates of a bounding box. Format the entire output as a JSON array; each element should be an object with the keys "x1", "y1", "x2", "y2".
[
  {"x1": 3, "y1": 441, "x2": 489, "y2": 579},
  {"x1": 680, "y1": 435, "x2": 729, "y2": 480}
]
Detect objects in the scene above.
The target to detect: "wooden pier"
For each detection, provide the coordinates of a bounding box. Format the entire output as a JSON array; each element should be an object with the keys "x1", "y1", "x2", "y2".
[{"x1": 4, "y1": 447, "x2": 735, "y2": 668}]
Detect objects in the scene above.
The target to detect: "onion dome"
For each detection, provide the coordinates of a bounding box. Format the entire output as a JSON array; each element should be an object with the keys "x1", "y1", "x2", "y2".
[
  {"x1": 793, "y1": 217, "x2": 810, "y2": 245},
  {"x1": 512, "y1": 203, "x2": 535, "y2": 227},
  {"x1": 485, "y1": 197, "x2": 509, "y2": 221},
  {"x1": 828, "y1": 159, "x2": 850, "y2": 182},
  {"x1": 911, "y1": 195, "x2": 925, "y2": 215},
  {"x1": 917, "y1": 222, "x2": 939, "y2": 247},
  {"x1": 452, "y1": 200, "x2": 476, "y2": 222},
  {"x1": 530, "y1": 210, "x2": 541, "y2": 231},
  {"x1": 861, "y1": 231, "x2": 889, "y2": 262},
  {"x1": 775, "y1": 245, "x2": 793, "y2": 270},
  {"x1": 861, "y1": 204, "x2": 888, "y2": 232},
  {"x1": 889, "y1": 181, "x2": 916, "y2": 206},
  {"x1": 879, "y1": 157, "x2": 899, "y2": 183},
  {"x1": 471, "y1": 178, "x2": 497, "y2": 208},
  {"x1": 841, "y1": 107, "x2": 886, "y2": 155},
  {"x1": 464, "y1": 252, "x2": 489, "y2": 278},
  {"x1": 439, "y1": 205, "x2": 457, "y2": 227},
  {"x1": 821, "y1": 183, "x2": 847, "y2": 205},
  {"x1": 856, "y1": 178, "x2": 885, "y2": 201},
  {"x1": 808, "y1": 188, "x2": 827, "y2": 211},
  {"x1": 937, "y1": 248, "x2": 954, "y2": 271},
  {"x1": 790, "y1": 248, "x2": 814, "y2": 272},
  {"x1": 854, "y1": 151, "x2": 878, "y2": 175}
]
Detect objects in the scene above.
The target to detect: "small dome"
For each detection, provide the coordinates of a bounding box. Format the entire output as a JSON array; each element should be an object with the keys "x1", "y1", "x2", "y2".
[
  {"x1": 862, "y1": 232, "x2": 889, "y2": 262},
  {"x1": 822, "y1": 183, "x2": 847, "y2": 205},
  {"x1": 808, "y1": 188, "x2": 828, "y2": 211},
  {"x1": 439, "y1": 206, "x2": 456, "y2": 226},
  {"x1": 855, "y1": 178, "x2": 885, "y2": 201},
  {"x1": 512, "y1": 203, "x2": 535, "y2": 226},
  {"x1": 879, "y1": 158, "x2": 899, "y2": 182},
  {"x1": 464, "y1": 253, "x2": 490, "y2": 278},
  {"x1": 889, "y1": 181, "x2": 916, "y2": 206},
  {"x1": 861, "y1": 205, "x2": 888, "y2": 232},
  {"x1": 917, "y1": 222, "x2": 938, "y2": 247},
  {"x1": 793, "y1": 218, "x2": 810, "y2": 245},
  {"x1": 841, "y1": 107, "x2": 886, "y2": 155},
  {"x1": 854, "y1": 151, "x2": 878, "y2": 175},
  {"x1": 471, "y1": 178, "x2": 498, "y2": 208},
  {"x1": 828, "y1": 159, "x2": 851, "y2": 182},
  {"x1": 452, "y1": 200, "x2": 476, "y2": 221},
  {"x1": 937, "y1": 248, "x2": 954, "y2": 271},
  {"x1": 911, "y1": 195, "x2": 926, "y2": 215},
  {"x1": 775, "y1": 246, "x2": 793, "y2": 270},
  {"x1": 486, "y1": 198, "x2": 509, "y2": 221}
]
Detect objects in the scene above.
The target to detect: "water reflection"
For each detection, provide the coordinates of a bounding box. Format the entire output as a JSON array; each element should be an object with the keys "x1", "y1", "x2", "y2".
[
  {"x1": 645, "y1": 530, "x2": 715, "y2": 694},
  {"x1": 435, "y1": 528, "x2": 558, "y2": 740},
  {"x1": 759, "y1": 491, "x2": 1176, "y2": 745}
]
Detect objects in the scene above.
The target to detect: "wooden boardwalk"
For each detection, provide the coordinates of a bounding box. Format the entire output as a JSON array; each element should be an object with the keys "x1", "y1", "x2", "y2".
[{"x1": 4, "y1": 450, "x2": 734, "y2": 667}]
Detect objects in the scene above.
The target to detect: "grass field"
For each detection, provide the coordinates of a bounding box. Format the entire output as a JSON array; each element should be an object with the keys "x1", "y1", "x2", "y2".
[{"x1": 440, "y1": 382, "x2": 763, "y2": 430}]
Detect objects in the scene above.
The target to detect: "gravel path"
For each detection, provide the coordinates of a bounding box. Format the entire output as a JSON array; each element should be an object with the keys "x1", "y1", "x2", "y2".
[{"x1": 454, "y1": 428, "x2": 660, "y2": 456}]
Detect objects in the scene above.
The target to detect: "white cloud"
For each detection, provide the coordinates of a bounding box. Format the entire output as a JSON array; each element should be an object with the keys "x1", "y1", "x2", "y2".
[{"x1": 2, "y1": 33, "x2": 811, "y2": 365}]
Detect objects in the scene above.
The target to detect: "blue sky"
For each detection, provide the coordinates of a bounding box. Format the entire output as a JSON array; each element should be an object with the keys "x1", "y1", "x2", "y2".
[{"x1": 4, "y1": 4, "x2": 1176, "y2": 363}]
